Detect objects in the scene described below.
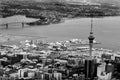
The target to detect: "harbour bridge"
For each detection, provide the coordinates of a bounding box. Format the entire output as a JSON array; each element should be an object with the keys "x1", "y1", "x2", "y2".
[{"x1": 0, "y1": 15, "x2": 39, "y2": 29}]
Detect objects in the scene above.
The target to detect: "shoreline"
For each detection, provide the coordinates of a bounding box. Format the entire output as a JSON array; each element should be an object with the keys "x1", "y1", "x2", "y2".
[{"x1": 0, "y1": 33, "x2": 118, "y2": 52}]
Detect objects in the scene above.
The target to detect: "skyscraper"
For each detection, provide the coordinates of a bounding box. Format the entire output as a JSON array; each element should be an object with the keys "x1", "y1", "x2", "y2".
[{"x1": 85, "y1": 59, "x2": 97, "y2": 80}]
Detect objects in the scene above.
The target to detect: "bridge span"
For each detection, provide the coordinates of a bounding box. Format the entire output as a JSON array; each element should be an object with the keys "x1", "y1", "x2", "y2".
[
  {"x1": 0, "y1": 22, "x2": 33, "y2": 29},
  {"x1": 0, "y1": 15, "x2": 39, "y2": 29}
]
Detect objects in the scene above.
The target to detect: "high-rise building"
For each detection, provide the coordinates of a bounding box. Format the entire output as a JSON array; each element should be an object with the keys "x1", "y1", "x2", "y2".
[
  {"x1": 112, "y1": 62, "x2": 120, "y2": 79},
  {"x1": 85, "y1": 59, "x2": 97, "y2": 80}
]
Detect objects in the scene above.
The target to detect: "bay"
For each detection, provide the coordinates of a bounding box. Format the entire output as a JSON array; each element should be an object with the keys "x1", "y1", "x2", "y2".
[{"x1": 0, "y1": 15, "x2": 120, "y2": 51}]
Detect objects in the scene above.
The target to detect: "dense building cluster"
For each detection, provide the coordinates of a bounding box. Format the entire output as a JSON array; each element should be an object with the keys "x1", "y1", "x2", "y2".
[{"x1": 0, "y1": 38, "x2": 119, "y2": 80}]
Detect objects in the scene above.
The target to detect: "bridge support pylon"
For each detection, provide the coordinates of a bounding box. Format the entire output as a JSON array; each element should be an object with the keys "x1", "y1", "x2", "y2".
[
  {"x1": 6, "y1": 24, "x2": 8, "y2": 29},
  {"x1": 22, "y1": 22, "x2": 24, "y2": 28}
]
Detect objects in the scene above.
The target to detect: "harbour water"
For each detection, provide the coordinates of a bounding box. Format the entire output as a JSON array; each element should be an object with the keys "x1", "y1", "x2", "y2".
[{"x1": 0, "y1": 15, "x2": 120, "y2": 51}]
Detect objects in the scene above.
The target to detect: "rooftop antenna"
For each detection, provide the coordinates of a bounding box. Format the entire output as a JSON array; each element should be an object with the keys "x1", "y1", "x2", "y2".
[{"x1": 91, "y1": 17, "x2": 93, "y2": 33}]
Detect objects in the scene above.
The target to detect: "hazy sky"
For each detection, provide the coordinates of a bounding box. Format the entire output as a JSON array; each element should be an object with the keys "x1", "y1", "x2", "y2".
[{"x1": 1, "y1": 0, "x2": 120, "y2": 6}]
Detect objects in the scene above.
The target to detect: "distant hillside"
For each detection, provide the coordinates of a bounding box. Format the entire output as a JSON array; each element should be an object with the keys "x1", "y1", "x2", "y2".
[
  {"x1": 90, "y1": 0, "x2": 120, "y2": 6},
  {"x1": 0, "y1": 0, "x2": 120, "y2": 7}
]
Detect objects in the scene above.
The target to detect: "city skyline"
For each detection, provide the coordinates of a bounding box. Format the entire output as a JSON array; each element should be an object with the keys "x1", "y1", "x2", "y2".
[{"x1": 0, "y1": 0, "x2": 120, "y2": 80}]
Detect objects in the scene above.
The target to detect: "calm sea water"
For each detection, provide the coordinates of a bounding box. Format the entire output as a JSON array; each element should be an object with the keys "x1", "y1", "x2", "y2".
[{"x1": 0, "y1": 15, "x2": 120, "y2": 51}]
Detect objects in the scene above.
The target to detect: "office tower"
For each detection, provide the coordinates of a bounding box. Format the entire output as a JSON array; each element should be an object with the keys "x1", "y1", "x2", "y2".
[
  {"x1": 85, "y1": 59, "x2": 97, "y2": 80},
  {"x1": 93, "y1": 59, "x2": 98, "y2": 77},
  {"x1": 113, "y1": 62, "x2": 120, "y2": 78}
]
